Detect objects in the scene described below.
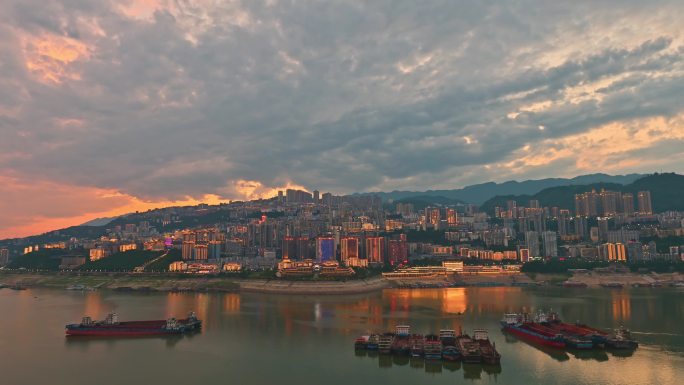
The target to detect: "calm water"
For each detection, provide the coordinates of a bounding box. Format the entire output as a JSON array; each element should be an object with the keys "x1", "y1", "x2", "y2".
[{"x1": 0, "y1": 287, "x2": 683, "y2": 385}]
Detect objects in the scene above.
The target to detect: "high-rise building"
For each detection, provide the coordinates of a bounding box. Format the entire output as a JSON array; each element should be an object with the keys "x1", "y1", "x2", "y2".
[
  {"x1": 340, "y1": 237, "x2": 359, "y2": 264},
  {"x1": 313, "y1": 190, "x2": 320, "y2": 202},
  {"x1": 446, "y1": 209, "x2": 458, "y2": 226},
  {"x1": 529, "y1": 200, "x2": 540, "y2": 209},
  {"x1": 286, "y1": 189, "x2": 313, "y2": 203},
  {"x1": 365, "y1": 237, "x2": 385, "y2": 264},
  {"x1": 542, "y1": 231, "x2": 558, "y2": 257},
  {"x1": 525, "y1": 231, "x2": 540, "y2": 258},
  {"x1": 574, "y1": 216, "x2": 589, "y2": 239},
  {"x1": 600, "y1": 189, "x2": 620, "y2": 216},
  {"x1": 622, "y1": 193, "x2": 635, "y2": 215},
  {"x1": 388, "y1": 234, "x2": 408, "y2": 266},
  {"x1": 597, "y1": 218, "x2": 610, "y2": 242},
  {"x1": 182, "y1": 241, "x2": 195, "y2": 260},
  {"x1": 282, "y1": 236, "x2": 311, "y2": 260},
  {"x1": 627, "y1": 241, "x2": 644, "y2": 262},
  {"x1": 615, "y1": 243, "x2": 627, "y2": 262},
  {"x1": 574, "y1": 190, "x2": 599, "y2": 216},
  {"x1": 425, "y1": 207, "x2": 441, "y2": 228},
  {"x1": 599, "y1": 243, "x2": 617, "y2": 261},
  {"x1": 208, "y1": 241, "x2": 223, "y2": 259},
  {"x1": 0, "y1": 248, "x2": 9, "y2": 266},
  {"x1": 316, "y1": 237, "x2": 335, "y2": 262},
  {"x1": 558, "y1": 211, "x2": 571, "y2": 236},
  {"x1": 194, "y1": 244, "x2": 208, "y2": 260},
  {"x1": 637, "y1": 191, "x2": 653, "y2": 215},
  {"x1": 282, "y1": 236, "x2": 297, "y2": 259}
]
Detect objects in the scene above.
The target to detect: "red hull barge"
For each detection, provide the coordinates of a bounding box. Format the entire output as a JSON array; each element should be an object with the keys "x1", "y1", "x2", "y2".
[
  {"x1": 66, "y1": 312, "x2": 201, "y2": 337},
  {"x1": 501, "y1": 313, "x2": 566, "y2": 348}
]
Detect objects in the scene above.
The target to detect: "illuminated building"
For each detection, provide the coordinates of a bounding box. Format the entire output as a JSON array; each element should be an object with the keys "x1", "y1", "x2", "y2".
[
  {"x1": 622, "y1": 193, "x2": 635, "y2": 215},
  {"x1": 316, "y1": 237, "x2": 335, "y2": 262},
  {"x1": 119, "y1": 243, "x2": 137, "y2": 252},
  {"x1": 616, "y1": 243, "x2": 627, "y2": 261},
  {"x1": 365, "y1": 237, "x2": 385, "y2": 264},
  {"x1": 194, "y1": 244, "x2": 208, "y2": 260},
  {"x1": 182, "y1": 241, "x2": 195, "y2": 260},
  {"x1": 340, "y1": 237, "x2": 359, "y2": 265},
  {"x1": 599, "y1": 243, "x2": 617, "y2": 261},
  {"x1": 388, "y1": 234, "x2": 408, "y2": 265},
  {"x1": 519, "y1": 248, "x2": 530, "y2": 262}
]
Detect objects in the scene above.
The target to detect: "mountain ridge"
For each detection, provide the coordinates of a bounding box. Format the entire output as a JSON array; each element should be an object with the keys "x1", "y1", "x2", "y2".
[{"x1": 355, "y1": 173, "x2": 645, "y2": 204}]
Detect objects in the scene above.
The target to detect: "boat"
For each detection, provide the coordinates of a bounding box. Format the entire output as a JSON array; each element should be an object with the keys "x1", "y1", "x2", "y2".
[
  {"x1": 545, "y1": 311, "x2": 608, "y2": 346},
  {"x1": 424, "y1": 334, "x2": 442, "y2": 360},
  {"x1": 473, "y1": 329, "x2": 501, "y2": 364},
  {"x1": 65, "y1": 312, "x2": 201, "y2": 336},
  {"x1": 354, "y1": 335, "x2": 369, "y2": 349},
  {"x1": 439, "y1": 329, "x2": 457, "y2": 347},
  {"x1": 456, "y1": 333, "x2": 482, "y2": 363},
  {"x1": 409, "y1": 334, "x2": 424, "y2": 357},
  {"x1": 442, "y1": 346, "x2": 461, "y2": 361},
  {"x1": 605, "y1": 326, "x2": 639, "y2": 350},
  {"x1": 378, "y1": 332, "x2": 395, "y2": 354},
  {"x1": 366, "y1": 334, "x2": 380, "y2": 350},
  {"x1": 391, "y1": 326, "x2": 411, "y2": 355},
  {"x1": 501, "y1": 313, "x2": 566, "y2": 348}
]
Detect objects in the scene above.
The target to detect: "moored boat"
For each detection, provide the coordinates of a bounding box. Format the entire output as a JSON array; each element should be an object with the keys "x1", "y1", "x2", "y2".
[
  {"x1": 473, "y1": 329, "x2": 501, "y2": 364},
  {"x1": 456, "y1": 333, "x2": 482, "y2": 363},
  {"x1": 354, "y1": 335, "x2": 369, "y2": 349},
  {"x1": 424, "y1": 334, "x2": 442, "y2": 360},
  {"x1": 501, "y1": 313, "x2": 566, "y2": 348},
  {"x1": 391, "y1": 326, "x2": 411, "y2": 355},
  {"x1": 409, "y1": 334, "x2": 424, "y2": 357},
  {"x1": 65, "y1": 312, "x2": 201, "y2": 336},
  {"x1": 378, "y1": 332, "x2": 395, "y2": 354},
  {"x1": 366, "y1": 334, "x2": 380, "y2": 350}
]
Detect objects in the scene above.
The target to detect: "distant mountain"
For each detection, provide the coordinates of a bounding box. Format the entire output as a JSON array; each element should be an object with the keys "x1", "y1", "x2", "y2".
[
  {"x1": 80, "y1": 216, "x2": 118, "y2": 227},
  {"x1": 479, "y1": 173, "x2": 684, "y2": 214},
  {"x1": 356, "y1": 173, "x2": 645, "y2": 204}
]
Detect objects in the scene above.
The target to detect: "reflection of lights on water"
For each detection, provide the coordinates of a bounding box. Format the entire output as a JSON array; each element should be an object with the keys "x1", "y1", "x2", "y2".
[{"x1": 314, "y1": 302, "x2": 321, "y2": 322}]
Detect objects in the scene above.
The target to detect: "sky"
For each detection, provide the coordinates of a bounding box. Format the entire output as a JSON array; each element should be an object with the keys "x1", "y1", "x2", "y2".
[{"x1": 1, "y1": 0, "x2": 684, "y2": 239}]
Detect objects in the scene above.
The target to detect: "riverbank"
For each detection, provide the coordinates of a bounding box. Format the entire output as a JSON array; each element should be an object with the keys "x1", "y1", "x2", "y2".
[
  {"x1": 2, "y1": 270, "x2": 682, "y2": 294},
  {"x1": 0, "y1": 272, "x2": 390, "y2": 294}
]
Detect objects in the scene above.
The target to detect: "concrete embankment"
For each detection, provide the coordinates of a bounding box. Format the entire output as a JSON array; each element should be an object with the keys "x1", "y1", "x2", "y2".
[
  {"x1": 0, "y1": 272, "x2": 390, "y2": 294},
  {"x1": 239, "y1": 277, "x2": 390, "y2": 295}
]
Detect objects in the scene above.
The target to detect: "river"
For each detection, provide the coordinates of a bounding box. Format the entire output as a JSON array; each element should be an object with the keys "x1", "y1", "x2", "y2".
[{"x1": 0, "y1": 287, "x2": 682, "y2": 385}]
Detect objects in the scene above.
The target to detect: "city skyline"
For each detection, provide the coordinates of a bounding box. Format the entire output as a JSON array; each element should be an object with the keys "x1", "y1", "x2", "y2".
[{"x1": 2, "y1": 1, "x2": 684, "y2": 238}]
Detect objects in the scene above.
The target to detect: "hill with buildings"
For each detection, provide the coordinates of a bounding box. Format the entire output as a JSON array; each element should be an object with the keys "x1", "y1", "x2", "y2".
[{"x1": 479, "y1": 173, "x2": 684, "y2": 215}]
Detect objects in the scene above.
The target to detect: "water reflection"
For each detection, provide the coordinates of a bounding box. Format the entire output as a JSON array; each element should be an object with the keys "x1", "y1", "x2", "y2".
[
  {"x1": 354, "y1": 350, "x2": 501, "y2": 380},
  {"x1": 22, "y1": 286, "x2": 681, "y2": 385}
]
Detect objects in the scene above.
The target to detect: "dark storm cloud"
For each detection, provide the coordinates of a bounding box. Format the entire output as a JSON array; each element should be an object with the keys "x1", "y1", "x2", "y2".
[{"x1": 1, "y1": 0, "x2": 683, "y2": 201}]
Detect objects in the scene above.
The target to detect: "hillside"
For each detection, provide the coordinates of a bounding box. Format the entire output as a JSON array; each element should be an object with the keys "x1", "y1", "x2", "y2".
[
  {"x1": 479, "y1": 173, "x2": 684, "y2": 214},
  {"x1": 355, "y1": 173, "x2": 644, "y2": 204}
]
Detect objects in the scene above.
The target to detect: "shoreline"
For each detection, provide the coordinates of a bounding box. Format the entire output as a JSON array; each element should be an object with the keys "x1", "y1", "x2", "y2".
[{"x1": 1, "y1": 271, "x2": 682, "y2": 294}]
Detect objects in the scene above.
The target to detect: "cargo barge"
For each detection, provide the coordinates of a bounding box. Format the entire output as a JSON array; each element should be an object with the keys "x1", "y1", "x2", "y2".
[
  {"x1": 66, "y1": 312, "x2": 201, "y2": 336},
  {"x1": 501, "y1": 313, "x2": 566, "y2": 348},
  {"x1": 354, "y1": 326, "x2": 500, "y2": 365}
]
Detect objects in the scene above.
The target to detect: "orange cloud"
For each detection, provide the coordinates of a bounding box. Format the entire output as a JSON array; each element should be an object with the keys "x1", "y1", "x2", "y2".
[
  {"x1": 500, "y1": 113, "x2": 684, "y2": 175},
  {"x1": 23, "y1": 34, "x2": 90, "y2": 84}
]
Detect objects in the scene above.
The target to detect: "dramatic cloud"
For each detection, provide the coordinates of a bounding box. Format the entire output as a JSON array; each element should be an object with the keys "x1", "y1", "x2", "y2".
[{"x1": 1, "y1": 0, "x2": 683, "y2": 237}]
